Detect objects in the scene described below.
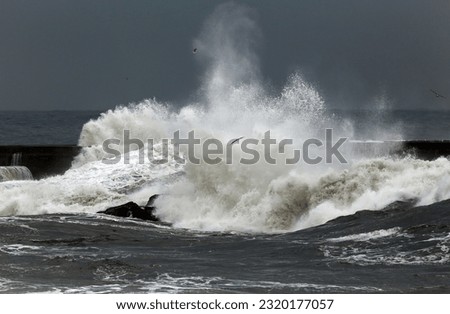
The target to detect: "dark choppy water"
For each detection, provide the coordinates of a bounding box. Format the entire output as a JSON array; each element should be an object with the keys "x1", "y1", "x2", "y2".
[
  {"x1": 0, "y1": 111, "x2": 101, "y2": 145},
  {"x1": 0, "y1": 200, "x2": 449, "y2": 293}
]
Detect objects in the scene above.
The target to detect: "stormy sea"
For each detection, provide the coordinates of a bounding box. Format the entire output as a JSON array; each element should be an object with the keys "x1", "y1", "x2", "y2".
[
  {"x1": 1, "y1": 4, "x2": 450, "y2": 294},
  {"x1": 1, "y1": 108, "x2": 450, "y2": 294}
]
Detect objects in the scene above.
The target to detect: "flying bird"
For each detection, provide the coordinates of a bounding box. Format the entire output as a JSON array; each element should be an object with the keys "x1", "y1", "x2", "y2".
[
  {"x1": 229, "y1": 136, "x2": 244, "y2": 145},
  {"x1": 430, "y1": 89, "x2": 446, "y2": 99}
]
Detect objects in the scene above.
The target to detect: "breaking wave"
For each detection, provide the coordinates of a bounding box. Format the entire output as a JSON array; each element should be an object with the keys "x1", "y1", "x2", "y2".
[{"x1": 0, "y1": 3, "x2": 449, "y2": 234}]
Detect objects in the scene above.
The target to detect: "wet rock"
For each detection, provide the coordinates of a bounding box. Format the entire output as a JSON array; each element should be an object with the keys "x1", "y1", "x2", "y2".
[
  {"x1": 98, "y1": 199, "x2": 159, "y2": 222},
  {"x1": 145, "y1": 194, "x2": 160, "y2": 208}
]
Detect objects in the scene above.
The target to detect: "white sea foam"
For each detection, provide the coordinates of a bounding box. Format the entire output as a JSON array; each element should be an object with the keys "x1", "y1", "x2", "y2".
[
  {"x1": 136, "y1": 273, "x2": 381, "y2": 293},
  {"x1": 327, "y1": 228, "x2": 402, "y2": 243},
  {"x1": 0, "y1": 145, "x2": 180, "y2": 216},
  {"x1": 322, "y1": 227, "x2": 450, "y2": 266},
  {"x1": 322, "y1": 242, "x2": 450, "y2": 266},
  {"x1": 156, "y1": 157, "x2": 450, "y2": 232},
  {"x1": 0, "y1": 244, "x2": 42, "y2": 256}
]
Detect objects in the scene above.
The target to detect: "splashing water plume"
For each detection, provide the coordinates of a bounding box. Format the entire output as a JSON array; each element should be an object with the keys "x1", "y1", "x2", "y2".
[{"x1": 1, "y1": 3, "x2": 449, "y2": 233}]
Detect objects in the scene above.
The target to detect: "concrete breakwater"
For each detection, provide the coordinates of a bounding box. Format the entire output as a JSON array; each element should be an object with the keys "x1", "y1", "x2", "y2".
[
  {"x1": 0, "y1": 141, "x2": 449, "y2": 180},
  {"x1": 349, "y1": 140, "x2": 450, "y2": 161},
  {"x1": 0, "y1": 146, "x2": 81, "y2": 179}
]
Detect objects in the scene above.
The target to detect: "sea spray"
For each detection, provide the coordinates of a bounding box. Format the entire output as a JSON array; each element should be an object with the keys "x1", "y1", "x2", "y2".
[{"x1": 0, "y1": 3, "x2": 449, "y2": 234}]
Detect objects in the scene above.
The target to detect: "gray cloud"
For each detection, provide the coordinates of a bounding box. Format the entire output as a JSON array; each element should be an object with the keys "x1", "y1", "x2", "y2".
[{"x1": 0, "y1": 0, "x2": 449, "y2": 110}]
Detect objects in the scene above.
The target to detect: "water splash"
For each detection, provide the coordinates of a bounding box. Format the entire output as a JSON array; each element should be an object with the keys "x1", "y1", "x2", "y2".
[
  {"x1": 1, "y1": 3, "x2": 449, "y2": 234},
  {"x1": 0, "y1": 166, "x2": 33, "y2": 182}
]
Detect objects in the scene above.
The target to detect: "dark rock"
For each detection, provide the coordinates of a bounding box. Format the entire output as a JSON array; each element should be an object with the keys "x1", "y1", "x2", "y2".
[
  {"x1": 98, "y1": 200, "x2": 159, "y2": 222},
  {"x1": 145, "y1": 194, "x2": 160, "y2": 208},
  {"x1": 98, "y1": 201, "x2": 141, "y2": 218},
  {"x1": 139, "y1": 206, "x2": 159, "y2": 222},
  {"x1": 142, "y1": 194, "x2": 160, "y2": 221}
]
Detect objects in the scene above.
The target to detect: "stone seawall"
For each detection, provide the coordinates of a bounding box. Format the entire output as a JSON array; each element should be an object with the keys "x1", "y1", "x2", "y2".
[{"x1": 349, "y1": 140, "x2": 450, "y2": 160}]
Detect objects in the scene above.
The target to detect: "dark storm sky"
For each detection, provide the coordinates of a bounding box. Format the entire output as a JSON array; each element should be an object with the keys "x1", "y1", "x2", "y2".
[{"x1": 1, "y1": 0, "x2": 449, "y2": 111}]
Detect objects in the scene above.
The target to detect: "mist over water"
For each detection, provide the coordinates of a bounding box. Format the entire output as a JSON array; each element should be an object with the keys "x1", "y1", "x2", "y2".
[{"x1": 1, "y1": 3, "x2": 450, "y2": 234}]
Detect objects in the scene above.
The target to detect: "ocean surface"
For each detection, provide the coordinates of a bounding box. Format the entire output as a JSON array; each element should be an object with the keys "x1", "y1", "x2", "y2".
[
  {"x1": 0, "y1": 199, "x2": 449, "y2": 293},
  {"x1": 0, "y1": 111, "x2": 102, "y2": 145},
  {"x1": 1, "y1": 109, "x2": 450, "y2": 145}
]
